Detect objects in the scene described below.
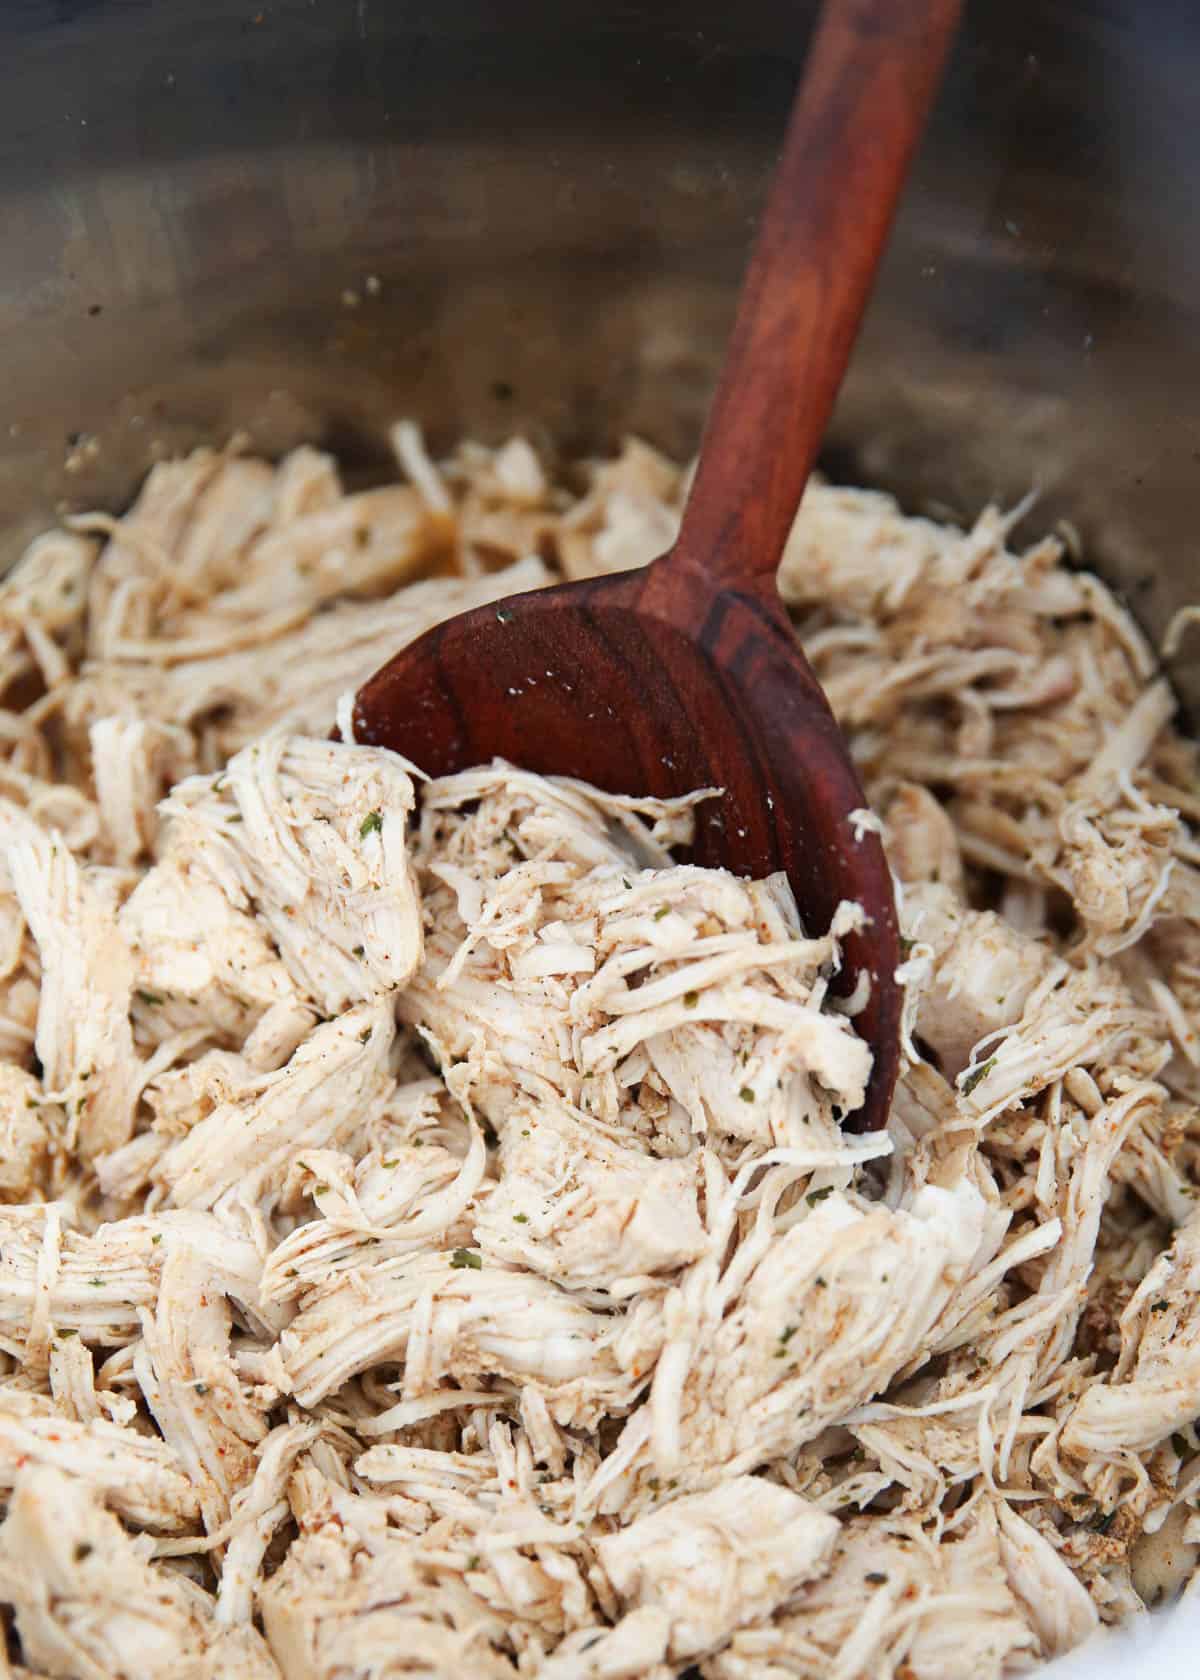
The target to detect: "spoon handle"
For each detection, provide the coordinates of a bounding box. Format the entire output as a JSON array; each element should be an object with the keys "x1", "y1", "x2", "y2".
[{"x1": 670, "y1": 0, "x2": 961, "y2": 589}]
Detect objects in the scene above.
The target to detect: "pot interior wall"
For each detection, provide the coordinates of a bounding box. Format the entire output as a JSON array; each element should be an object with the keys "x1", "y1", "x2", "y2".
[{"x1": 1, "y1": 0, "x2": 1197, "y2": 704}]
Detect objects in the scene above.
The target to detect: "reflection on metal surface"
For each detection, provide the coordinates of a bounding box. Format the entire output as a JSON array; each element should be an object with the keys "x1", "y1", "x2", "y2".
[{"x1": 0, "y1": 0, "x2": 1197, "y2": 703}]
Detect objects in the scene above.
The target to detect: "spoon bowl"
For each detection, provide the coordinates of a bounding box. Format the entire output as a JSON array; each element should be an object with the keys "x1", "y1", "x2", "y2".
[{"x1": 354, "y1": 0, "x2": 962, "y2": 1129}]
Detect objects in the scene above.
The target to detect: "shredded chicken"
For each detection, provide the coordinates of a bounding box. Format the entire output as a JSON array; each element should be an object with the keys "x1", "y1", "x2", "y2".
[{"x1": 0, "y1": 426, "x2": 1194, "y2": 1676}]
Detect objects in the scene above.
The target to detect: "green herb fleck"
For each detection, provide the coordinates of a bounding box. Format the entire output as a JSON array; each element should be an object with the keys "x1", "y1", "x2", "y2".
[
  {"x1": 1091, "y1": 1509, "x2": 1117, "y2": 1535},
  {"x1": 865, "y1": 1571, "x2": 889, "y2": 1584},
  {"x1": 194, "y1": 1382, "x2": 208, "y2": 1396},
  {"x1": 807, "y1": 1186, "x2": 834, "y2": 1206},
  {"x1": 227, "y1": 812, "x2": 243, "y2": 823},
  {"x1": 961, "y1": 1057, "x2": 996, "y2": 1097},
  {"x1": 360, "y1": 810, "x2": 383, "y2": 840},
  {"x1": 74, "y1": 1542, "x2": 94, "y2": 1562},
  {"x1": 359, "y1": 1028, "x2": 372, "y2": 1044},
  {"x1": 381, "y1": 1159, "x2": 399, "y2": 1169},
  {"x1": 57, "y1": 1328, "x2": 77, "y2": 1340},
  {"x1": 622, "y1": 877, "x2": 632, "y2": 890},
  {"x1": 683, "y1": 990, "x2": 698, "y2": 1008},
  {"x1": 467, "y1": 1553, "x2": 481, "y2": 1570},
  {"x1": 136, "y1": 989, "x2": 165, "y2": 1007},
  {"x1": 780, "y1": 1325, "x2": 796, "y2": 1345},
  {"x1": 151, "y1": 1234, "x2": 162, "y2": 1246},
  {"x1": 513, "y1": 1213, "x2": 529, "y2": 1224},
  {"x1": 451, "y1": 1248, "x2": 482, "y2": 1270},
  {"x1": 1172, "y1": 1432, "x2": 1190, "y2": 1458},
  {"x1": 1151, "y1": 1299, "x2": 1170, "y2": 1313},
  {"x1": 739, "y1": 1086, "x2": 755, "y2": 1103},
  {"x1": 89, "y1": 1278, "x2": 104, "y2": 1288},
  {"x1": 313, "y1": 1184, "x2": 329, "y2": 1196},
  {"x1": 899, "y1": 936, "x2": 914, "y2": 957},
  {"x1": 654, "y1": 906, "x2": 670, "y2": 921},
  {"x1": 815, "y1": 1275, "x2": 827, "y2": 1289},
  {"x1": 352, "y1": 945, "x2": 365, "y2": 957}
]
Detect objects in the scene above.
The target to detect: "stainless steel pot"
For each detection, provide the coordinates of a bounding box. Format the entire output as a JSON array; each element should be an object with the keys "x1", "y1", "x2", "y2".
[
  {"x1": 1, "y1": 2, "x2": 1200, "y2": 1669},
  {"x1": 1, "y1": 0, "x2": 1197, "y2": 709}
]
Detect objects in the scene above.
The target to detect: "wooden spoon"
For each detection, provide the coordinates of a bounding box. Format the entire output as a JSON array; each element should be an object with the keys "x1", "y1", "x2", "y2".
[{"x1": 353, "y1": 0, "x2": 962, "y2": 1130}]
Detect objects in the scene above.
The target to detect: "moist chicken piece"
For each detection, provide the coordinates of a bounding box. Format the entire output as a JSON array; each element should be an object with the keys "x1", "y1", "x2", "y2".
[
  {"x1": 47, "y1": 1329, "x2": 104, "y2": 1423},
  {"x1": 557, "y1": 438, "x2": 684, "y2": 582},
  {"x1": 0, "y1": 527, "x2": 94, "y2": 648},
  {"x1": 119, "y1": 851, "x2": 300, "y2": 1043},
  {"x1": 577, "y1": 889, "x2": 870, "y2": 1152},
  {"x1": 0, "y1": 1063, "x2": 54, "y2": 1202},
  {"x1": 475, "y1": 1094, "x2": 708, "y2": 1293},
  {"x1": 68, "y1": 555, "x2": 551, "y2": 772},
  {"x1": 282, "y1": 1249, "x2": 639, "y2": 1428},
  {"x1": 0, "y1": 1203, "x2": 286, "y2": 1357},
  {"x1": 885, "y1": 782, "x2": 966, "y2": 895},
  {"x1": 445, "y1": 432, "x2": 565, "y2": 572},
  {"x1": 0, "y1": 769, "x2": 102, "y2": 857},
  {"x1": 89, "y1": 714, "x2": 197, "y2": 865},
  {"x1": 155, "y1": 1003, "x2": 396, "y2": 1212},
  {"x1": 212, "y1": 1420, "x2": 320, "y2": 1626},
  {"x1": 1064, "y1": 1204, "x2": 1200, "y2": 1458},
  {"x1": 0, "y1": 1389, "x2": 201, "y2": 1531},
  {"x1": 259, "y1": 1527, "x2": 520, "y2": 1680},
  {"x1": 879, "y1": 1080, "x2": 1161, "y2": 1513},
  {"x1": 106, "y1": 1025, "x2": 314, "y2": 1199},
  {"x1": 536, "y1": 1609, "x2": 672, "y2": 1680},
  {"x1": 0, "y1": 972, "x2": 40, "y2": 1068},
  {"x1": 82, "y1": 444, "x2": 451, "y2": 665},
  {"x1": 596, "y1": 1479, "x2": 838, "y2": 1660},
  {"x1": 704, "y1": 1498, "x2": 1084, "y2": 1680},
  {"x1": 1050, "y1": 786, "x2": 1179, "y2": 957},
  {"x1": 993, "y1": 1501, "x2": 1101, "y2": 1662},
  {"x1": 82, "y1": 448, "x2": 241, "y2": 658},
  {"x1": 593, "y1": 1180, "x2": 1006, "y2": 1498},
  {"x1": 0, "y1": 1203, "x2": 160, "y2": 1355},
  {"x1": 949, "y1": 961, "x2": 1165, "y2": 1127},
  {"x1": 779, "y1": 480, "x2": 965, "y2": 620},
  {"x1": 8, "y1": 829, "x2": 139, "y2": 1159},
  {"x1": 133, "y1": 1246, "x2": 280, "y2": 1533},
  {"x1": 903, "y1": 882, "x2": 1053, "y2": 1081},
  {"x1": 262, "y1": 1123, "x2": 487, "y2": 1304},
  {"x1": 159, "y1": 733, "x2": 422, "y2": 1017},
  {"x1": 134, "y1": 1048, "x2": 264, "y2": 1148},
  {"x1": 0, "y1": 1466, "x2": 281, "y2": 1680},
  {"x1": 352, "y1": 1415, "x2": 607, "y2": 1635}
]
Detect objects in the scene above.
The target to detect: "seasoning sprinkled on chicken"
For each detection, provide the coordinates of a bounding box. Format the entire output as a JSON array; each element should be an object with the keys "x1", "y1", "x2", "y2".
[{"x1": 0, "y1": 425, "x2": 1191, "y2": 1676}]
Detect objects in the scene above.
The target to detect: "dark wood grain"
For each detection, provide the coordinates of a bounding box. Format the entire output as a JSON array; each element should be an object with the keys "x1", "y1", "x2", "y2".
[{"x1": 354, "y1": 0, "x2": 961, "y2": 1130}]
